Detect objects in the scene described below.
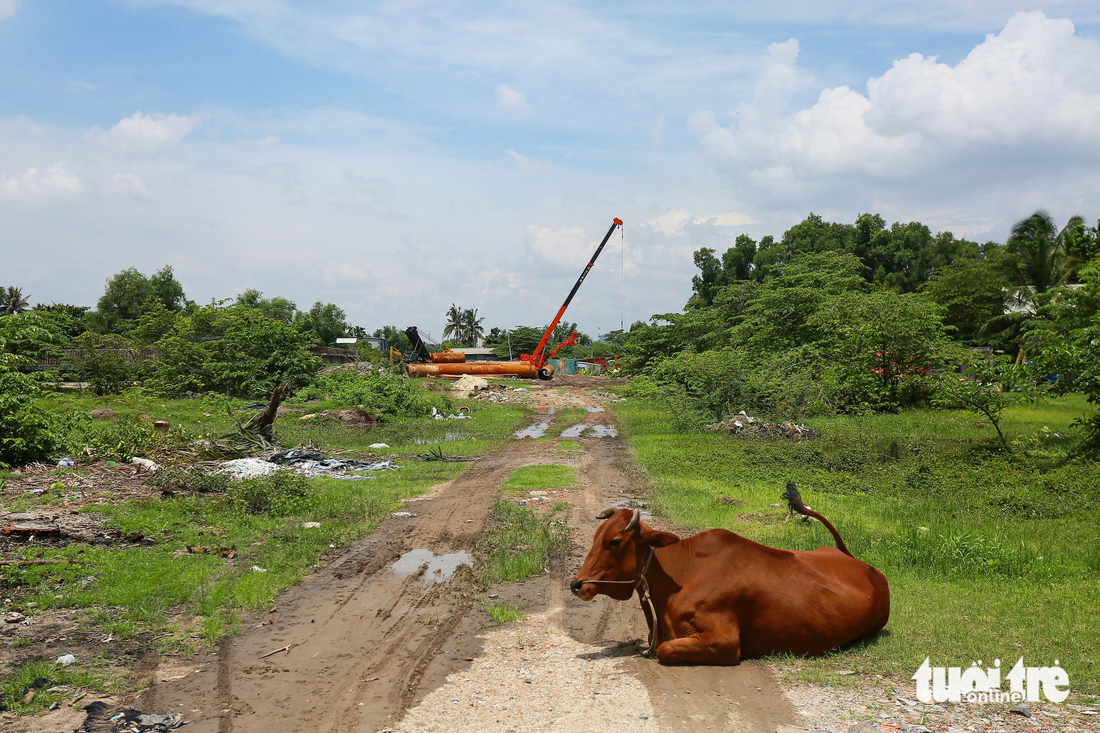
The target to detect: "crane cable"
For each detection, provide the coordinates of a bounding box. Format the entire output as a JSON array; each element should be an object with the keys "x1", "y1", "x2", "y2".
[{"x1": 620, "y1": 226, "x2": 625, "y2": 333}]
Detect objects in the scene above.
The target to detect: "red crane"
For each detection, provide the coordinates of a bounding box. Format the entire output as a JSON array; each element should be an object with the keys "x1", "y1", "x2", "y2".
[{"x1": 520, "y1": 217, "x2": 623, "y2": 378}]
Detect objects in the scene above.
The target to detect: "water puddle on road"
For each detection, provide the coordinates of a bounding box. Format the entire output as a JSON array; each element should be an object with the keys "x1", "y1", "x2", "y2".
[
  {"x1": 608, "y1": 498, "x2": 653, "y2": 521},
  {"x1": 560, "y1": 424, "x2": 618, "y2": 438},
  {"x1": 514, "y1": 421, "x2": 550, "y2": 439},
  {"x1": 584, "y1": 406, "x2": 605, "y2": 413},
  {"x1": 533, "y1": 406, "x2": 557, "y2": 415},
  {"x1": 392, "y1": 549, "x2": 474, "y2": 583}
]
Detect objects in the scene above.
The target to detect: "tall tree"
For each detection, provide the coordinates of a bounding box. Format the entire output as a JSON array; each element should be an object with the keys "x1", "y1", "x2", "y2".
[
  {"x1": 1, "y1": 287, "x2": 31, "y2": 316},
  {"x1": 461, "y1": 308, "x2": 485, "y2": 346},
  {"x1": 295, "y1": 301, "x2": 348, "y2": 346},
  {"x1": 442, "y1": 304, "x2": 464, "y2": 343},
  {"x1": 983, "y1": 210, "x2": 1084, "y2": 359},
  {"x1": 94, "y1": 265, "x2": 188, "y2": 333}
]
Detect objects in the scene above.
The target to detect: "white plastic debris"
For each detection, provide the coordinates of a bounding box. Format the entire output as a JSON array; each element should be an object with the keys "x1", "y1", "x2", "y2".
[
  {"x1": 57, "y1": 457, "x2": 75, "y2": 467},
  {"x1": 131, "y1": 457, "x2": 159, "y2": 473},
  {"x1": 56, "y1": 654, "x2": 77, "y2": 666},
  {"x1": 218, "y1": 458, "x2": 280, "y2": 479},
  {"x1": 250, "y1": 566, "x2": 268, "y2": 573},
  {"x1": 300, "y1": 522, "x2": 322, "y2": 528},
  {"x1": 369, "y1": 443, "x2": 390, "y2": 449}
]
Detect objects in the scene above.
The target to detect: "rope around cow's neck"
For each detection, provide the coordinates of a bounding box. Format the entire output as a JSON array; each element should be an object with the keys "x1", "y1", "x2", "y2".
[{"x1": 578, "y1": 546, "x2": 661, "y2": 657}]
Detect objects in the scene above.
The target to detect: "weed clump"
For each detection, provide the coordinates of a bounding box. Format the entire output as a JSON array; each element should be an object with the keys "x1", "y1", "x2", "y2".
[{"x1": 148, "y1": 467, "x2": 231, "y2": 493}]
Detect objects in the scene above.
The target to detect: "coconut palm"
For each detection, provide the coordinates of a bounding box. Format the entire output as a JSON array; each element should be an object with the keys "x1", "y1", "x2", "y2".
[
  {"x1": 461, "y1": 308, "x2": 485, "y2": 346},
  {"x1": 982, "y1": 210, "x2": 1084, "y2": 362},
  {"x1": 1, "y1": 286, "x2": 31, "y2": 316},
  {"x1": 442, "y1": 304, "x2": 464, "y2": 344}
]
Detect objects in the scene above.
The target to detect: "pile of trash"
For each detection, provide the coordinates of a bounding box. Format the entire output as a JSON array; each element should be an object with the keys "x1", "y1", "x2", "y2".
[
  {"x1": 216, "y1": 450, "x2": 399, "y2": 481},
  {"x1": 268, "y1": 449, "x2": 399, "y2": 479},
  {"x1": 80, "y1": 701, "x2": 184, "y2": 731},
  {"x1": 707, "y1": 411, "x2": 817, "y2": 441},
  {"x1": 472, "y1": 386, "x2": 530, "y2": 404}
]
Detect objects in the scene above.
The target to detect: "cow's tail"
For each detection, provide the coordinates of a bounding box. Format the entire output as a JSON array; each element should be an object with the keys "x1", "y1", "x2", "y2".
[{"x1": 782, "y1": 483, "x2": 852, "y2": 557}]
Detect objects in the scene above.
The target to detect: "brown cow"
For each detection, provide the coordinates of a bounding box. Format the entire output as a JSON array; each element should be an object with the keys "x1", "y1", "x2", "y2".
[{"x1": 570, "y1": 484, "x2": 889, "y2": 665}]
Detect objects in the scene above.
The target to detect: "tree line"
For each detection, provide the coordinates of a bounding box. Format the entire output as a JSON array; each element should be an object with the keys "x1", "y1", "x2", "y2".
[{"x1": 618, "y1": 209, "x2": 1100, "y2": 450}]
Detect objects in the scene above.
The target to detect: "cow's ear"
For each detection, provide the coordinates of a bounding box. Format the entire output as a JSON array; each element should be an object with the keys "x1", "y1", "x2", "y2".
[{"x1": 639, "y1": 523, "x2": 679, "y2": 547}]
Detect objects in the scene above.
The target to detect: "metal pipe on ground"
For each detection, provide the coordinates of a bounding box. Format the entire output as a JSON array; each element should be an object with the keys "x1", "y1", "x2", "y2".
[
  {"x1": 430, "y1": 352, "x2": 467, "y2": 363},
  {"x1": 406, "y1": 362, "x2": 553, "y2": 380}
]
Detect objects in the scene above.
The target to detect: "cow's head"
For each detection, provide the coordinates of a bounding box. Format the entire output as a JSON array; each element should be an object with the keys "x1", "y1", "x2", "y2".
[{"x1": 570, "y1": 508, "x2": 679, "y2": 602}]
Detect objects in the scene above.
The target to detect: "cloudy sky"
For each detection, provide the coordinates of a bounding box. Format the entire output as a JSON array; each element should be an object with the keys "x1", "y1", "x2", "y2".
[{"x1": 2, "y1": 1, "x2": 1100, "y2": 340}]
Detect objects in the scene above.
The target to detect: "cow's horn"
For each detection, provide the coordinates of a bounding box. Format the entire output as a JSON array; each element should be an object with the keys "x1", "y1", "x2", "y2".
[
  {"x1": 625, "y1": 509, "x2": 640, "y2": 532},
  {"x1": 595, "y1": 508, "x2": 615, "y2": 519}
]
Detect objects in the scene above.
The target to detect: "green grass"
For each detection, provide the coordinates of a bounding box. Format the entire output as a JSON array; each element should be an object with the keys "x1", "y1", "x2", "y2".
[
  {"x1": 500, "y1": 464, "x2": 577, "y2": 494},
  {"x1": 0, "y1": 658, "x2": 107, "y2": 715},
  {"x1": 614, "y1": 394, "x2": 1100, "y2": 697},
  {"x1": 477, "y1": 499, "x2": 570, "y2": 588},
  {"x1": 1, "y1": 462, "x2": 465, "y2": 642},
  {"x1": 483, "y1": 601, "x2": 527, "y2": 624}
]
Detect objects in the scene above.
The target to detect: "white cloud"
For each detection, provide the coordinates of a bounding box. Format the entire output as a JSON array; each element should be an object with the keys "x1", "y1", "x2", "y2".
[
  {"x1": 0, "y1": 0, "x2": 18, "y2": 19},
  {"x1": 526, "y1": 225, "x2": 593, "y2": 271},
  {"x1": 0, "y1": 163, "x2": 84, "y2": 201},
  {"x1": 698, "y1": 212, "x2": 754, "y2": 227},
  {"x1": 692, "y1": 11, "x2": 1100, "y2": 189},
  {"x1": 645, "y1": 210, "x2": 753, "y2": 236},
  {"x1": 646, "y1": 210, "x2": 693, "y2": 237},
  {"x1": 496, "y1": 85, "x2": 528, "y2": 112},
  {"x1": 88, "y1": 111, "x2": 203, "y2": 151},
  {"x1": 105, "y1": 173, "x2": 153, "y2": 200}
]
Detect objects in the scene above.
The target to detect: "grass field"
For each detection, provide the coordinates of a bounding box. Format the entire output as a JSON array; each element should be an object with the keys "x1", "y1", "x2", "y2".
[{"x1": 613, "y1": 395, "x2": 1100, "y2": 698}]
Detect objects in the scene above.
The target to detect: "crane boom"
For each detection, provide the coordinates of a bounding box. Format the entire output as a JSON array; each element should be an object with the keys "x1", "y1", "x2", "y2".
[{"x1": 523, "y1": 217, "x2": 623, "y2": 373}]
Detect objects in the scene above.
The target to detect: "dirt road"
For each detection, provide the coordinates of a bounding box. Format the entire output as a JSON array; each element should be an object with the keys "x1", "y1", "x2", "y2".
[{"x1": 136, "y1": 386, "x2": 803, "y2": 732}]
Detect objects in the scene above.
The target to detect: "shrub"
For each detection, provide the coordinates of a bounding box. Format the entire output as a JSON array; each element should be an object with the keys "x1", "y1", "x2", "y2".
[
  {"x1": 293, "y1": 368, "x2": 448, "y2": 417},
  {"x1": 227, "y1": 471, "x2": 313, "y2": 515},
  {"x1": 147, "y1": 467, "x2": 231, "y2": 493}
]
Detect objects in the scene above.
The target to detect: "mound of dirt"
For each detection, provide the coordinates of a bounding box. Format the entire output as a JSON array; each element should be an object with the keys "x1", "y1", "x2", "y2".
[{"x1": 332, "y1": 408, "x2": 380, "y2": 428}]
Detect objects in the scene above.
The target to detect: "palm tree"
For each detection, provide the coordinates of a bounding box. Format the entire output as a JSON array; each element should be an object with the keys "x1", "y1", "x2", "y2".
[
  {"x1": 1, "y1": 286, "x2": 31, "y2": 315},
  {"x1": 982, "y1": 210, "x2": 1084, "y2": 362},
  {"x1": 461, "y1": 308, "x2": 485, "y2": 346},
  {"x1": 442, "y1": 304, "x2": 464, "y2": 344}
]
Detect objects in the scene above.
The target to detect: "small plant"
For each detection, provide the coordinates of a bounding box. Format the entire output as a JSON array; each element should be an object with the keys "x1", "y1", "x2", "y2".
[
  {"x1": 227, "y1": 470, "x2": 313, "y2": 515},
  {"x1": 483, "y1": 601, "x2": 526, "y2": 624},
  {"x1": 12, "y1": 637, "x2": 30, "y2": 648}
]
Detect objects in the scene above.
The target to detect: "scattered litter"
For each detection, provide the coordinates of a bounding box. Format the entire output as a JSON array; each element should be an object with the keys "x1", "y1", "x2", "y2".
[
  {"x1": 835, "y1": 670, "x2": 856, "y2": 675},
  {"x1": 1010, "y1": 704, "x2": 1032, "y2": 718},
  {"x1": 82, "y1": 702, "x2": 185, "y2": 732},
  {"x1": 153, "y1": 420, "x2": 170, "y2": 432},
  {"x1": 708, "y1": 414, "x2": 816, "y2": 440},
  {"x1": 300, "y1": 522, "x2": 322, "y2": 528},
  {"x1": 56, "y1": 457, "x2": 76, "y2": 468},
  {"x1": 369, "y1": 443, "x2": 390, "y2": 449},
  {"x1": 391, "y1": 511, "x2": 415, "y2": 518},
  {"x1": 432, "y1": 406, "x2": 471, "y2": 420},
  {"x1": 251, "y1": 565, "x2": 268, "y2": 573},
  {"x1": 56, "y1": 653, "x2": 77, "y2": 666}
]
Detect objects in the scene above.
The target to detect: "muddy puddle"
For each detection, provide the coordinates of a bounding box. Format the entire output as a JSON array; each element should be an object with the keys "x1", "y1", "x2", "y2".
[
  {"x1": 514, "y1": 421, "x2": 550, "y2": 439},
  {"x1": 584, "y1": 406, "x2": 605, "y2": 413},
  {"x1": 533, "y1": 406, "x2": 557, "y2": 415},
  {"x1": 392, "y1": 549, "x2": 474, "y2": 583},
  {"x1": 560, "y1": 424, "x2": 618, "y2": 438}
]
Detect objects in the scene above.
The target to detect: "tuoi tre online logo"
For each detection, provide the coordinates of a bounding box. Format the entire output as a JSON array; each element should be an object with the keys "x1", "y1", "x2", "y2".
[{"x1": 912, "y1": 657, "x2": 1069, "y2": 703}]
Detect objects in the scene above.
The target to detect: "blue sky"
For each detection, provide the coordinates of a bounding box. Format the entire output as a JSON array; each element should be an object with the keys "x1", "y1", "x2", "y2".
[{"x1": 3, "y1": 1, "x2": 1100, "y2": 340}]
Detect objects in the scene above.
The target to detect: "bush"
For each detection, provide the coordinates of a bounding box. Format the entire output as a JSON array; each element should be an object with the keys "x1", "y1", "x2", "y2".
[
  {"x1": 0, "y1": 354, "x2": 63, "y2": 467},
  {"x1": 227, "y1": 471, "x2": 313, "y2": 515},
  {"x1": 293, "y1": 368, "x2": 448, "y2": 417}
]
